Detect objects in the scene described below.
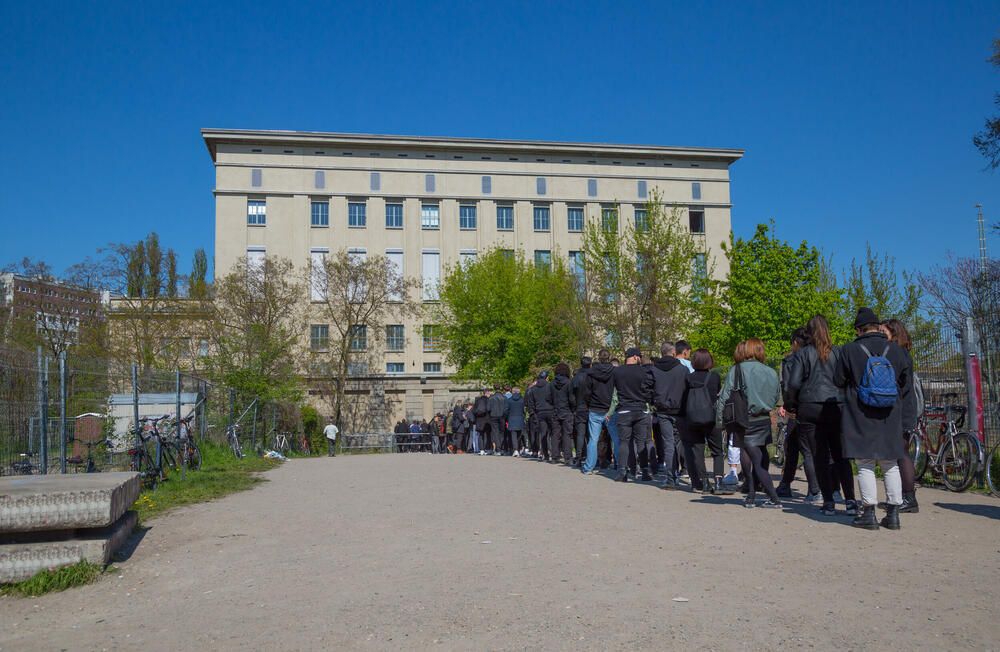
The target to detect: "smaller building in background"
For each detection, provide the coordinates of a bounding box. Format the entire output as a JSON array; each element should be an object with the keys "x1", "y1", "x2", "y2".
[{"x1": 0, "y1": 272, "x2": 107, "y2": 351}]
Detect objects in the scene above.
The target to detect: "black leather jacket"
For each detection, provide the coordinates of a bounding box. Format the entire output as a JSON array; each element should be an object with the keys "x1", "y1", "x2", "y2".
[{"x1": 786, "y1": 345, "x2": 844, "y2": 405}]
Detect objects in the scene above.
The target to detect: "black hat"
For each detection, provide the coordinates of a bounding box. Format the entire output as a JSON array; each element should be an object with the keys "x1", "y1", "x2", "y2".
[
  {"x1": 624, "y1": 347, "x2": 642, "y2": 359},
  {"x1": 854, "y1": 307, "x2": 879, "y2": 329},
  {"x1": 536, "y1": 370, "x2": 548, "y2": 380}
]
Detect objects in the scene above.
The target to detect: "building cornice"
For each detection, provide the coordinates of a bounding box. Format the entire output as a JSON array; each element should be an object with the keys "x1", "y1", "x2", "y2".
[{"x1": 201, "y1": 128, "x2": 745, "y2": 164}]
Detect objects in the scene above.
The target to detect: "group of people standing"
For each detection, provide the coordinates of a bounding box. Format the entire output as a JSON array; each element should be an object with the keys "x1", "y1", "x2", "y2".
[{"x1": 424, "y1": 307, "x2": 918, "y2": 531}]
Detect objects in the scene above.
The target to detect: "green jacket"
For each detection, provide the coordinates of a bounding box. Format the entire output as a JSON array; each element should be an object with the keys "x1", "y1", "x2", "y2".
[{"x1": 715, "y1": 360, "x2": 780, "y2": 424}]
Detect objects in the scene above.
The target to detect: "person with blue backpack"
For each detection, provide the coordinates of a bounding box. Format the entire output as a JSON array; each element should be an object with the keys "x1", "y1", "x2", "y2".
[{"x1": 835, "y1": 307, "x2": 913, "y2": 530}]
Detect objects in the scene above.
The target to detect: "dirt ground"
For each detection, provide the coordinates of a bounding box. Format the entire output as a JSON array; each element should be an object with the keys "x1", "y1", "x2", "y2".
[{"x1": 2, "y1": 454, "x2": 999, "y2": 651}]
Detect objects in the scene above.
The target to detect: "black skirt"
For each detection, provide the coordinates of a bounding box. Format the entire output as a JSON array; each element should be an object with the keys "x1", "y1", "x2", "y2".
[{"x1": 730, "y1": 419, "x2": 771, "y2": 448}]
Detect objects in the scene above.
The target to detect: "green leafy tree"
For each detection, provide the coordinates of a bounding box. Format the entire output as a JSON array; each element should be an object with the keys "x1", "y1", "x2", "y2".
[
  {"x1": 582, "y1": 189, "x2": 709, "y2": 351},
  {"x1": 144, "y1": 233, "x2": 162, "y2": 298},
  {"x1": 693, "y1": 221, "x2": 847, "y2": 362},
  {"x1": 435, "y1": 248, "x2": 584, "y2": 384},
  {"x1": 189, "y1": 248, "x2": 210, "y2": 299},
  {"x1": 165, "y1": 249, "x2": 179, "y2": 298},
  {"x1": 122, "y1": 241, "x2": 146, "y2": 297}
]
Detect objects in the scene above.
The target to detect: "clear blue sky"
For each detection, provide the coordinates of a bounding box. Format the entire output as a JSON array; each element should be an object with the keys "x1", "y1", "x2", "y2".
[{"x1": 2, "y1": 0, "x2": 999, "y2": 284}]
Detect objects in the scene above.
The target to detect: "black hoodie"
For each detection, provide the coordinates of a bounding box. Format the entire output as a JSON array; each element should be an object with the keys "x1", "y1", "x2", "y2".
[
  {"x1": 570, "y1": 366, "x2": 591, "y2": 416},
  {"x1": 585, "y1": 362, "x2": 616, "y2": 412},
  {"x1": 549, "y1": 374, "x2": 575, "y2": 413},
  {"x1": 650, "y1": 356, "x2": 689, "y2": 414},
  {"x1": 613, "y1": 363, "x2": 654, "y2": 411},
  {"x1": 532, "y1": 377, "x2": 555, "y2": 415}
]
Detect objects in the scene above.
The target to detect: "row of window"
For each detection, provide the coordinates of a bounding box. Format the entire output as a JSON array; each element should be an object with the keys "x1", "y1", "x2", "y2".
[
  {"x1": 251, "y1": 168, "x2": 703, "y2": 201},
  {"x1": 309, "y1": 324, "x2": 442, "y2": 353},
  {"x1": 13, "y1": 285, "x2": 99, "y2": 303},
  {"x1": 251, "y1": 199, "x2": 707, "y2": 234}
]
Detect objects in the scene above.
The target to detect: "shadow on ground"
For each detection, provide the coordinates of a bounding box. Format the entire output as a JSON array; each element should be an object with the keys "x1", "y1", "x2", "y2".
[{"x1": 932, "y1": 501, "x2": 1000, "y2": 521}]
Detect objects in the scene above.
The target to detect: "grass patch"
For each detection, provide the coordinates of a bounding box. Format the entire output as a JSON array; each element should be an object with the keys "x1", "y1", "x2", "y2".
[
  {"x1": 1, "y1": 560, "x2": 105, "y2": 597},
  {"x1": 134, "y1": 439, "x2": 281, "y2": 521}
]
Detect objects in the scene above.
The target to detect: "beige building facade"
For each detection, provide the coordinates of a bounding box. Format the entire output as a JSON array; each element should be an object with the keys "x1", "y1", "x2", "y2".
[{"x1": 202, "y1": 129, "x2": 742, "y2": 427}]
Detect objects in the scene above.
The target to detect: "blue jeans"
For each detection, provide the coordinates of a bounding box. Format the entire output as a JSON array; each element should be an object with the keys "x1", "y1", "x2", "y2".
[
  {"x1": 470, "y1": 427, "x2": 480, "y2": 453},
  {"x1": 583, "y1": 410, "x2": 619, "y2": 473}
]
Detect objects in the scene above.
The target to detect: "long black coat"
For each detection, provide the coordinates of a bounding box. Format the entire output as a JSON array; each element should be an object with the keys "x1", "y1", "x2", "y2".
[
  {"x1": 834, "y1": 331, "x2": 912, "y2": 460},
  {"x1": 504, "y1": 393, "x2": 526, "y2": 431}
]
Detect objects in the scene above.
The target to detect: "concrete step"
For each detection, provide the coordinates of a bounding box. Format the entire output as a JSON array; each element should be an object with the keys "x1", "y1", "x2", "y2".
[
  {"x1": 0, "y1": 472, "x2": 140, "y2": 532},
  {"x1": 0, "y1": 510, "x2": 138, "y2": 583}
]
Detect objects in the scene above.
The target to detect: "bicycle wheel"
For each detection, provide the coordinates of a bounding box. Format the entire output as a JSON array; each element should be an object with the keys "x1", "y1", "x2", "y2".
[
  {"x1": 229, "y1": 431, "x2": 243, "y2": 459},
  {"x1": 187, "y1": 441, "x2": 203, "y2": 472},
  {"x1": 940, "y1": 432, "x2": 977, "y2": 492},
  {"x1": 908, "y1": 431, "x2": 928, "y2": 482},
  {"x1": 773, "y1": 432, "x2": 785, "y2": 467},
  {"x1": 986, "y1": 441, "x2": 1000, "y2": 499}
]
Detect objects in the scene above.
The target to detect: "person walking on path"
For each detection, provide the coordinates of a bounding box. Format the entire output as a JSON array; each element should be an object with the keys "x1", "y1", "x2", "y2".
[
  {"x1": 650, "y1": 344, "x2": 689, "y2": 490},
  {"x1": 487, "y1": 384, "x2": 507, "y2": 455},
  {"x1": 504, "y1": 386, "x2": 526, "y2": 456},
  {"x1": 324, "y1": 418, "x2": 339, "y2": 456},
  {"x1": 570, "y1": 356, "x2": 592, "y2": 467},
  {"x1": 581, "y1": 349, "x2": 617, "y2": 474},
  {"x1": 835, "y1": 307, "x2": 912, "y2": 530},
  {"x1": 612, "y1": 347, "x2": 655, "y2": 482},
  {"x1": 717, "y1": 338, "x2": 783, "y2": 508},
  {"x1": 549, "y1": 363, "x2": 576, "y2": 464},
  {"x1": 778, "y1": 327, "x2": 822, "y2": 503}
]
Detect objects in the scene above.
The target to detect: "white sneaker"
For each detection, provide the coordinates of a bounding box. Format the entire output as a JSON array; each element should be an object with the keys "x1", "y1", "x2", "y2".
[
  {"x1": 513, "y1": 451, "x2": 520, "y2": 457},
  {"x1": 479, "y1": 450, "x2": 485, "y2": 456}
]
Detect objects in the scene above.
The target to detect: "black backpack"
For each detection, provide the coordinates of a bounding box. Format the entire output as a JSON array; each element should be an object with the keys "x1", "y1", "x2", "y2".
[
  {"x1": 722, "y1": 363, "x2": 750, "y2": 432},
  {"x1": 473, "y1": 396, "x2": 488, "y2": 417},
  {"x1": 685, "y1": 376, "x2": 716, "y2": 427}
]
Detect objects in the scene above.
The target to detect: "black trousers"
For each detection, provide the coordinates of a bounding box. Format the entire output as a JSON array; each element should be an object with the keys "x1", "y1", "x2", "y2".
[
  {"x1": 534, "y1": 414, "x2": 551, "y2": 457},
  {"x1": 780, "y1": 418, "x2": 801, "y2": 486},
  {"x1": 508, "y1": 429, "x2": 522, "y2": 452},
  {"x1": 574, "y1": 413, "x2": 588, "y2": 462},
  {"x1": 550, "y1": 411, "x2": 574, "y2": 461},
  {"x1": 488, "y1": 418, "x2": 504, "y2": 451},
  {"x1": 682, "y1": 423, "x2": 724, "y2": 485},
  {"x1": 797, "y1": 402, "x2": 855, "y2": 502},
  {"x1": 616, "y1": 411, "x2": 653, "y2": 479}
]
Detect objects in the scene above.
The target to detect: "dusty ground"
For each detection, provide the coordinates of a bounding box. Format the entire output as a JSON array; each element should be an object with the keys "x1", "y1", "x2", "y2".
[{"x1": 2, "y1": 454, "x2": 999, "y2": 651}]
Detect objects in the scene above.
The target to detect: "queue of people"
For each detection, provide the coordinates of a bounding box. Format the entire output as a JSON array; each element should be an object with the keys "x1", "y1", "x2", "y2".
[{"x1": 401, "y1": 307, "x2": 917, "y2": 531}]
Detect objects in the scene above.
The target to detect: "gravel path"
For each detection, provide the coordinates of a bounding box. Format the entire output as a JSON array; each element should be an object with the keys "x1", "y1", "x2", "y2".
[{"x1": 3, "y1": 454, "x2": 999, "y2": 650}]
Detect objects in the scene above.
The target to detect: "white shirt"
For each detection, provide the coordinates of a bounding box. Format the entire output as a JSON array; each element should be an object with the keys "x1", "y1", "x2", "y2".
[
  {"x1": 679, "y1": 358, "x2": 694, "y2": 373},
  {"x1": 323, "y1": 424, "x2": 339, "y2": 440}
]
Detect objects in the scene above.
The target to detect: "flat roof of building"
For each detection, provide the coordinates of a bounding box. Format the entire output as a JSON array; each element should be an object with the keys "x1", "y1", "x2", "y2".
[{"x1": 201, "y1": 128, "x2": 744, "y2": 164}]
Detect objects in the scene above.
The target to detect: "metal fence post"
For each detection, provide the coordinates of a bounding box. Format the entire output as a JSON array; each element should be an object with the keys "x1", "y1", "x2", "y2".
[
  {"x1": 37, "y1": 346, "x2": 48, "y2": 474},
  {"x1": 251, "y1": 398, "x2": 258, "y2": 452},
  {"x1": 175, "y1": 370, "x2": 182, "y2": 436},
  {"x1": 132, "y1": 363, "x2": 140, "y2": 450},
  {"x1": 201, "y1": 380, "x2": 208, "y2": 440},
  {"x1": 229, "y1": 388, "x2": 235, "y2": 431},
  {"x1": 60, "y1": 351, "x2": 67, "y2": 474}
]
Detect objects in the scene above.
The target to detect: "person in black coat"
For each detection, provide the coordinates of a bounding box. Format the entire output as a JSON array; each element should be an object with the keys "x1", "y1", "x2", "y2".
[
  {"x1": 504, "y1": 387, "x2": 526, "y2": 456},
  {"x1": 581, "y1": 349, "x2": 618, "y2": 474},
  {"x1": 487, "y1": 384, "x2": 507, "y2": 455},
  {"x1": 570, "y1": 356, "x2": 592, "y2": 467},
  {"x1": 531, "y1": 371, "x2": 555, "y2": 461},
  {"x1": 680, "y1": 349, "x2": 725, "y2": 493},
  {"x1": 612, "y1": 347, "x2": 655, "y2": 482},
  {"x1": 650, "y1": 347, "x2": 689, "y2": 489},
  {"x1": 548, "y1": 363, "x2": 576, "y2": 463},
  {"x1": 835, "y1": 307, "x2": 912, "y2": 530}
]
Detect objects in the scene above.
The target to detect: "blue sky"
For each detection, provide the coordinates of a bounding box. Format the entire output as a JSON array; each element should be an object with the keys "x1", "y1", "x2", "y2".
[{"x1": 1, "y1": 0, "x2": 999, "y2": 285}]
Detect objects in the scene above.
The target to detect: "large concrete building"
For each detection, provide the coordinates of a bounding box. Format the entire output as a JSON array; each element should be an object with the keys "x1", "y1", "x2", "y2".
[{"x1": 202, "y1": 129, "x2": 742, "y2": 426}]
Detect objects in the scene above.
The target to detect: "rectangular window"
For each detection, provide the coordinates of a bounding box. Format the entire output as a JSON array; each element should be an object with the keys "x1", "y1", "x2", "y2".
[
  {"x1": 634, "y1": 208, "x2": 649, "y2": 232},
  {"x1": 568, "y1": 250, "x2": 585, "y2": 291},
  {"x1": 693, "y1": 253, "x2": 708, "y2": 280},
  {"x1": 587, "y1": 179, "x2": 598, "y2": 197},
  {"x1": 567, "y1": 206, "x2": 584, "y2": 232},
  {"x1": 347, "y1": 361, "x2": 368, "y2": 376},
  {"x1": 497, "y1": 204, "x2": 513, "y2": 230},
  {"x1": 602, "y1": 206, "x2": 618, "y2": 232},
  {"x1": 533, "y1": 205, "x2": 550, "y2": 231},
  {"x1": 310, "y1": 324, "x2": 329, "y2": 351},
  {"x1": 386, "y1": 362, "x2": 405, "y2": 374},
  {"x1": 638, "y1": 180, "x2": 648, "y2": 198},
  {"x1": 385, "y1": 249, "x2": 404, "y2": 302},
  {"x1": 423, "y1": 325, "x2": 441, "y2": 351},
  {"x1": 386, "y1": 324, "x2": 405, "y2": 351},
  {"x1": 536, "y1": 177, "x2": 546, "y2": 195},
  {"x1": 349, "y1": 325, "x2": 367, "y2": 351},
  {"x1": 310, "y1": 248, "x2": 330, "y2": 301},
  {"x1": 422, "y1": 250, "x2": 440, "y2": 301},
  {"x1": 460, "y1": 249, "x2": 477, "y2": 267},
  {"x1": 246, "y1": 247, "x2": 265, "y2": 278},
  {"x1": 198, "y1": 339, "x2": 209, "y2": 357},
  {"x1": 482, "y1": 176, "x2": 492, "y2": 194},
  {"x1": 311, "y1": 201, "x2": 329, "y2": 227},
  {"x1": 692, "y1": 182, "x2": 702, "y2": 200},
  {"x1": 689, "y1": 207, "x2": 705, "y2": 234},
  {"x1": 423, "y1": 362, "x2": 442, "y2": 374},
  {"x1": 385, "y1": 203, "x2": 403, "y2": 228},
  {"x1": 247, "y1": 200, "x2": 266, "y2": 225},
  {"x1": 348, "y1": 202, "x2": 367, "y2": 227},
  {"x1": 370, "y1": 172, "x2": 381, "y2": 191},
  {"x1": 534, "y1": 250, "x2": 551, "y2": 271},
  {"x1": 251, "y1": 169, "x2": 262, "y2": 187},
  {"x1": 314, "y1": 170, "x2": 325, "y2": 189},
  {"x1": 425, "y1": 174, "x2": 435, "y2": 192},
  {"x1": 347, "y1": 248, "x2": 367, "y2": 302},
  {"x1": 421, "y1": 204, "x2": 439, "y2": 229},
  {"x1": 459, "y1": 204, "x2": 477, "y2": 230}
]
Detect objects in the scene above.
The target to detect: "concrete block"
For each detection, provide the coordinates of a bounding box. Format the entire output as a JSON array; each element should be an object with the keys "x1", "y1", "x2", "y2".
[
  {"x1": 0, "y1": 472, "x2": 140, "y2": 532},
  {"x1": 0, "y1": 510, "x2": 137, "y2": 583}
]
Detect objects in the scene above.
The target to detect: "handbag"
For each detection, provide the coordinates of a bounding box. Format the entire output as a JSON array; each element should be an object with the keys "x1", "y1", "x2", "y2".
[{"x1": 722, "y1": 363, "x2": 751, "y2": 432}]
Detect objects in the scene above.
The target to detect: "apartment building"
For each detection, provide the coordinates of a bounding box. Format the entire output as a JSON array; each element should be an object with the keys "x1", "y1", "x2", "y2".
[
  {"x1": 0, "y1": 272, "x2": 105, "y2": 352},
  {"x1": 202, "y1": 129, "x2": 743, "y2": 426}
]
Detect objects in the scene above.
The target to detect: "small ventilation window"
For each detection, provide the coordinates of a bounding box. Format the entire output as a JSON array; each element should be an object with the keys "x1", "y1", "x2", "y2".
[
  {"x1": 638, "y1": 180, "x2": 647, "y2": 199},
  {"x1": 562, "y1": 159, "x2": 571, "y2": 163},
  {"x1": 314, "y1": 170, "x2": 325, "y2": 189},
  {"x1": 637, "y1": 162, "x2": 646, "y2": 166},
  {"x1": 587, "y1": 179, "x2": 598, "y2": 197},
  {"x1": 612, "y1": 161, "x2": 621, "y2": 165},
  {"x1": 251, "y1": 169, "x2": 262, "y2": 187},
  {"x1": 251, "y1": 148, "x2": 262, "y2": 153},
  {"x1": 314, "y1": 151, "x2": 325, "y2": 155},
  {"x1": 509, "y1": 157, "x2": 519, "y2": 161},
  {"x1": 342, "y1": 152, "x2": 353, "y2": 156},
  {"x1": 482, "y1": 176, "x2": 492, "y2": 194},
  {"x1": 691, "y1": 182, "x2": 702, "y2": 200},
  {"x1": 425, "y1": 154, "x2": 435, "y2": 158},
  {"x1": 284, "y1": 150, "x2": 294, "y2": 153},
  {"x1": 370, "y1": 172, "x2": 381, "y2": 191},
  {"x1": 536, "y1": 158, "x2": 545, "y2": 162},
  {"x1": 398, "y1": 153, "x2": 408, "y2": 158},
  {"x1": 453, "y1": 155, "x2": 463, "y2": 159},
  {"x1": 425, "y1": 174, "x2": 435, "y2": 193},
  {"x1": 536, "y1": 177, "x2": 546, "y2": 195},
  {"x1": 587, "y1": 160, "x2": 597, "y2": 164},
  {"x1": 481, "y1": 156, "x2": 491, "y2": 160},
  {"x1": 690, "y1": 163, "x2": 700, "y2": 167}
]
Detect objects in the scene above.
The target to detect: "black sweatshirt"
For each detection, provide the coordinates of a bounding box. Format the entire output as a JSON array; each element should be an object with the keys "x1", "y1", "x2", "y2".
[
  {"x1": 585, "y1": 362, "x2": 616, "y2": 412},
  {"x1": 612, "y1": 363, "x2": 654, "y2": 412}
]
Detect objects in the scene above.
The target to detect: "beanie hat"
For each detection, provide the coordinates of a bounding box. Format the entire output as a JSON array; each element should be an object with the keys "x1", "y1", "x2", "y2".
[{"x1": 854, "y1": 307, "x2": 879, "y2": 329}]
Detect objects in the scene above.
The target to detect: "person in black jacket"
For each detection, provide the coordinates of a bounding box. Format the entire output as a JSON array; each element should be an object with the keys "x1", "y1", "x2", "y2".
[
  {"x1": 612, "y1": 347, "x2": 655, "y2": 482},
  {"x1": 881, "y1": 318, "x2": 920, "y2": 514},
  {"x1": 449, "y1": 403, "x2": 465, "y2": 453},
  {"x1": 570, "y1": 356, "x2": 592, "y2": 467},
  {"x1": 835, "y1": 307, "x2": 912, "y2": 530},
  {"x1": 650, "y1": 345, "x2": 689, "y2": 489},
  {"x1": 681, "y1": 349, "x2": 725, "y2": 493},
  {"x1": 487, "y1": 383, "x2": 507, "y2": 455},
  {"x1": 777, "y1": 328, "x2": 813, "y2": 499},
  {"x1": 472, "y1": 389, "x2": 490, "y2": 455},
  {"x1": 531, "y1": 371, "x2": 555, "y2": 461},
  {"x1": 504, "y1": 387, "x2": 526, "y2": 456},
  {"x1": 548, "y1": 363, "x2": 576, "y2": 463},
  {"x1": 581, "y1": 349, "x2": 617, "y2": 474},
  {"x1": 786, "y1": 314, "x2": 857, "y2": 515},
  {"x1": 523, "y1": 380, "x2": 537, "y2": 457}
]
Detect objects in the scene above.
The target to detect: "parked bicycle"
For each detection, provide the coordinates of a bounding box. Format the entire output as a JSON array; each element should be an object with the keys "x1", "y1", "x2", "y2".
[
  {"x1": 272, "y1": 431, "x2": 290, "y2": 453},
  {"x1": 66, "y1": 437, "x2": 109, "y2": 473},
  {"x1": 227, "y1": 423, "x2": 244, "y2": 459},
  {"x1": 130, "y1": 416, "x2": 172, "y2": 489},
  {"x1": 12, "y1": 451, "x2": 38, "y2": 475},
  {"x1": 907, "y1": 398, "x2": 982, "y2": 492},
  {"x1": 985, "y1": 437, "x2": 1000, "y2": 499},
  {"x1": 169, "y1": 415, "x2": 202, "y2": 480}
]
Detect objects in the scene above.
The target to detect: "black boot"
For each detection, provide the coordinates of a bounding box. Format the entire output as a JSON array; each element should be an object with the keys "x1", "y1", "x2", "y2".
[
  {"x1": 640, "y1": 469, "x2": 653, "y2": 482},
  {"x1": 880, "y1": 504, "x2": 901, "y2": 530},
  {"x1": 852, "y1": 505, "x2": 879, "y2": 530},
  {"x1": 703, "y1": 478, "x2": 714, "y2": 494},
  {"x1": 713, "y1": 477, "x2": 722, "y2": 494},
  {"x1": 900, "y1": 492, "x2": 919, "y2": 514}
]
